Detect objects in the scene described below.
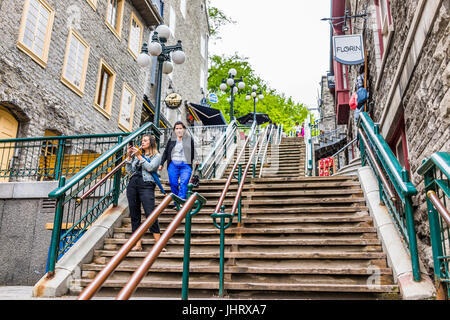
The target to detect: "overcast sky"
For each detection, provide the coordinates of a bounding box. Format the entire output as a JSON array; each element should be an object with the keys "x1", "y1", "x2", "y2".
[{"x1": 209, "y1": 0, "x2": 331, "y2": 111}]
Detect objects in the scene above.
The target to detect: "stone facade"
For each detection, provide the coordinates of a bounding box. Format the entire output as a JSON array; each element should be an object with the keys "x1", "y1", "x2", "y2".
[
  {"x1": 319, "y1": 75, "x2": 338, "y2": 132},
  {"x1": 144, "y1": 0, "x2": 210, "y2": 127},
  {"x1": 0, "y1": 0, "x2": 162, "y2": 138},
  {"x1": 342, "y1": 0, "x2": 450, "y2": 274}
]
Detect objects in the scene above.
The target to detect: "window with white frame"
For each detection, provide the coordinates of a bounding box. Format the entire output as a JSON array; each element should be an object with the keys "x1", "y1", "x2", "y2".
[
  {"x1": 105, "y1": 0, "x2": 124, "y2": 39},
  {"x1": 180, "y1": 0, "x2": 186, "y2": 19},
  {"x1": 17, "y1": 0, "x2": 55, "y2": 68},
  {"x1": 128, "y1": 12, "x2": 143, "y2": 59},
  {"x1": 61, "y1": 29, "x2": 90, "y2": 96},
  {"x1": 169, "y1": 5, "x2": 176, "y2": 36},
  {"x1": 118, "y1": 83, "x2": 136, "y2": 132}
]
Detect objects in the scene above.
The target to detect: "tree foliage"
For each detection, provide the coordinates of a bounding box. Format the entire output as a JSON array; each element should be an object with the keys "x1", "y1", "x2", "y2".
[
  {"x1": 208, "y1": 54, "x2": 309, "y2": 132},
  {"x1": 207, "y1": 1, "x2": 236, "y2": 41}
]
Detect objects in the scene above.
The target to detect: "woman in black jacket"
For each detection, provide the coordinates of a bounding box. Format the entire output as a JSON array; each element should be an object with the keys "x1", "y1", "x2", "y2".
[{"x1": 159, "y1": 121, "x2": 198, "y2": 203}]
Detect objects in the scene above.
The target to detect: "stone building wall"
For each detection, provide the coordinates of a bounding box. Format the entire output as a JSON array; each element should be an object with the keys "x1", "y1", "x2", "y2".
[
  {"x1": 0, "y1": 0, "x2": 156, "y2": 137},
  {"x1": 345, "y1": 0, "x2": 450, "y2": 273},
  {"x1": 319, "y1": 76, "x2": 337, "y2": 132}
]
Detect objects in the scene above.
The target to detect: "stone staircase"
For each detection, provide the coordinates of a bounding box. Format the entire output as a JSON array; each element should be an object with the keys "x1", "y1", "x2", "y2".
[{"x1": 75, "y1": 137, "x2": 399, "y2": 299}]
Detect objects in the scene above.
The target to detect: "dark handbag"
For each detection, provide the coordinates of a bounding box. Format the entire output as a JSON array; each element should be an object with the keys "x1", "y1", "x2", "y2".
[{"x1": 190, "y1": 163, "x2": 200, "y2": 188}]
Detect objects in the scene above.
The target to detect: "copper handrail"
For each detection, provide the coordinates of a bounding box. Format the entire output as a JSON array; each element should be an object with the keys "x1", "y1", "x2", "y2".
[
  {"x1": 214, "y1": 124, "x2": 257, "y2": 213},
  {"x1": 358, "y1": 128, "x2": 396, "y2": 202},
  {"x1": 77, "y1": 193, "x2": 174, "y2": 300},
  {"x1": 231, "y1": 129, "x2": 264, "y2": 215},
  {"x1": 116, "y1": 193, "x2": 201, "y2": 300},
  {"x1": 427, "y1": 190, "x2": 450, "y2": 226},
  {"x1": 77, "y1": 158, "x2": 127, "y2": 202}
]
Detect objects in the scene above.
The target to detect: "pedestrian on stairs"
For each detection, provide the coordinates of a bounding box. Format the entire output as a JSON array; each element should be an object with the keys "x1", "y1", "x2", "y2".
[
  {"x1": 125, "y1": 134, "x2": 164, "y2": 252},
  {"x1": 159, "y1": 121, "x2": 198, "y2": 208}
]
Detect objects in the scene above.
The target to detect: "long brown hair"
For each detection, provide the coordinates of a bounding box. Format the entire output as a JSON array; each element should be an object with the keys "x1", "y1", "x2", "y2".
[{"x1": 141, "y1": 134, "x2": 158, "y2": 157}]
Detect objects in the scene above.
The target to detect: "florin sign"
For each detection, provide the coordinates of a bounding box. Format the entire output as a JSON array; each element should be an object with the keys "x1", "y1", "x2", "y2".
[
  {"x1": 164, "y1": 93, "x2": 182, "y2": 109},
  {"x1": 333, "y1": 34, "x2": 365, "y2": 65}
]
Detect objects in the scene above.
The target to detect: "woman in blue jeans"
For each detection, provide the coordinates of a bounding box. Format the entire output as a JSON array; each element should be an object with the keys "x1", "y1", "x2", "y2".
[{"x1": 159, "y1": 121, "x2": 198, "y2": 207}]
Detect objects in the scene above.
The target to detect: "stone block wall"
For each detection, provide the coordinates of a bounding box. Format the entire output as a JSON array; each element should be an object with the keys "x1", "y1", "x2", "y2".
[
  {"x1": 346, "y1": 0, "x2": 450, "y2": 274},
  {"x1": 0, "y1": 0, "x2": 151, "y2": 137}
]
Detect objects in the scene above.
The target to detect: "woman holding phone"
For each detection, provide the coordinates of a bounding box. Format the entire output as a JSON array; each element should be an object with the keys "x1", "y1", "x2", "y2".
[{"x1": 125, "y1": 134, "x2": 164, "y2": 251}]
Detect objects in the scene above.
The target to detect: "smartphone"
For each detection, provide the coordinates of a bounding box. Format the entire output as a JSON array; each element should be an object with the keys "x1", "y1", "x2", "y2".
[{"x1": 128, "y1": 141, "x2": 133, "y2": 148}]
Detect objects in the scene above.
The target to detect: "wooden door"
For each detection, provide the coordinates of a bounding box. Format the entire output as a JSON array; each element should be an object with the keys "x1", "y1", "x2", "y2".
[{"x1": 0, "y1": 106, "x2": 19, "y2": 181}]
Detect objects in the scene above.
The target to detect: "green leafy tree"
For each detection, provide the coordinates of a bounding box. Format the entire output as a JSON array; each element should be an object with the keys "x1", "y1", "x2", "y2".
[
  {"x1": 207, "y1": 1, "x2": 236, "y2": 41},
  {"x1": 208, "y1": 54, "x2": 310, "y2": 132}
]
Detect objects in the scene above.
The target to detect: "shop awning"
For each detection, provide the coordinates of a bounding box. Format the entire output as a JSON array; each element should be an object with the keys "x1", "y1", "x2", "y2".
[
  {"x1": 143, "y1": 96, "x2": 171, "y2": 128},
  {"x1": 188, "y1": 103, "x2": 227, "y2": 126}
]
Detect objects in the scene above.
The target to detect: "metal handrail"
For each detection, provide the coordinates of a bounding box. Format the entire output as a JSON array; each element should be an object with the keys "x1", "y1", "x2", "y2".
[
  {"x1": 259, "y1": 125, "x2": 275, "y2": 178},
  {"x1": 331, "y1": 138, "x2": 357, "y2": 159},
  {"x1": 214, "y1": 122, "x2": 257, "y2": 213},
  {"x1": 305, "y1": 115, "x2": 314, "y2": 176},
  {"x1": 255, "y1": 126, "x2": 268, "y2": 165},
  {"x1": 358, "y1": 129, "x2": 395, "y2": 201},
  {"x1": 116, "y1": 192, "x2": 206, "y2": 300},
  {"x1": 231, "y1": 128, "x2": 264, "y2": 214},
  {"x1": 418, "y1": 152, "x2": 450, "y2": 299},
  {"x1": 358, "y1": 112, "x2": 420, "y2": 281},
  {"x1": 78, "y1": 193, "x2": 176, "y2": 300},
  {"x1": 198, "y1": 120, "x2": 237, "y2": 179},
  {"x1": 48, "y1": 122, "x2": 161, "y2": 199},
  {"x1": 427, "y1": 191, "x2": 450, "y2": 226},
  {"x1": 359, "y1": 113, "x2": 417, "y2": 197}
]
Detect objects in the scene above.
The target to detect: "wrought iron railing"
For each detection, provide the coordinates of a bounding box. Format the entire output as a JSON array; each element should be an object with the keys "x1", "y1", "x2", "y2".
[
  {"x1": 358, "y1": 112, "x2": 421, "y2": 281},
  {"x1": 258, "y1": 125, "x2": 275, "y2": 178},
  {"x1": 45, "y1": 122, "x2": 161, "y2": 276},
  {"x1": 331, "y1": 138, "x2": 358, "y2": 173},
  {"x1": 0, "y1": 133, "x2": 130, "y2": 182},
  {"x1": 418, "y1": 152, "x2": 450, "y2": 299}
]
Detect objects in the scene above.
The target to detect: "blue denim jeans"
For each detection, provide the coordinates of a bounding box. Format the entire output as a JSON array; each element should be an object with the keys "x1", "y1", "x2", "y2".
[{"x1": 168, "y1": 161, "x2": 192, "y2": 200}]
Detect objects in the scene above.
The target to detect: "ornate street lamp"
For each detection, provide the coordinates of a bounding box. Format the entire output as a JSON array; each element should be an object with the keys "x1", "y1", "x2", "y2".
[
  {"x1": 138, "y1": 24, "x2": 186, "y2": 128},
  {"x1": 219, "y1": 68, "x2": 245, "y2": 122},
  {"x1": 246, "y1": 84, "x2": 264, "y2": 124}
]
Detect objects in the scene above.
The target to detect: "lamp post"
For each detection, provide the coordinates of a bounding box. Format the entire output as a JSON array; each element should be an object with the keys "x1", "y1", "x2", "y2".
[
  {"x1": 138, "y1": 24, "x2": 186, "y2": 128},
  {"x1": 219, "y1": 68, "x2": 245, "y2": 122},
  {"x1": 246, "y1": 85, "x2": 264, "y2": 125}
]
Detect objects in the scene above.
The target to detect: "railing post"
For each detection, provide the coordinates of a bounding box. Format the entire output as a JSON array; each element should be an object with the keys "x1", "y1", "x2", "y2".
[
  {"x1": 46, "y1": 176, "x2": 66, "y2": 278},
  {"x1": 54, "y1": 137, "x2": 65, "y2": 181},
  {"x1": 238, "y1": 163, "x2": 242, "y2": 224},
  {"x1": 112, "y1": 136, "x2": 123, "y2": 207},
  {"x1": 181, "y1": 184, "x2": 195, "y2": 300},
  {"x1": 402, "y1": 169, "x2": 421, "y2": 281},
  {"x1": 211, "y1": 206, "x2": 234, "y2": 298}
]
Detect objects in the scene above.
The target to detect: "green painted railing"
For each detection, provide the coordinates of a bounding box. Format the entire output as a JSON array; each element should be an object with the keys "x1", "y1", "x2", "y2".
[
  {"x1": 418, "y1": 152, "x2": 450, "y2": 299},
  {"x1": 0, "y1": 132, "x2": 131, "y2": 182},
  {"x1": 358, "y1": 112, "x2": 421, "y2": 281},
  {"x1": 305, "y1": 114, "x2": 314, "y2": 176},
  {"x1": 46, "y1": 122, "x2": 161, "y2": 276}
]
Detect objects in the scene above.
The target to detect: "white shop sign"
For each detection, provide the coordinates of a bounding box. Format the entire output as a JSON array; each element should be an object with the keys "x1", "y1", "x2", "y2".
[{"x1": 333, "y1": 34, "x2": 365, "y2": 65}]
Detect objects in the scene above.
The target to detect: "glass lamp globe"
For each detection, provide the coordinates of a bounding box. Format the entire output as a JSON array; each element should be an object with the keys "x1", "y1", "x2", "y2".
[
  {"x1": 228, "y1": 68, "x2": 237, "y2": 77},
  {"x1": 251, "y1": 92, "x2": 257, "y2": 98},
  {"x1": 255, "y1": 98, "x2": 259, "y2": 103},
  {"x1": 233, "y1": 87, "x2": 238, "y2": 94},
  {"x1": 246, "y1": 95, "x2": 251, "y2": 101},
  {"x1": 237, "y1": 81, "x2": 245, "y2": 90},
  {"x1": 226, "y1": 78, "x2": 235, "y2": 86},
  {"x1": 148, "y1": 41, "x2": 162, "y2": 56},
  {"x1": 172, "y1": 50, "x2": 186, "y2": 64},
  {"x1": 252, "y1": 84, "x2": 258, "y2": 91},
  {"x1": 259, "y1": 94, "x2": 264, "y2": 100},
  {"x1": 155, "y1": 24, "x2": 171, "y2": 40},
  {"x1": 219, "y1": 83, "x2": 227, "y2": 91},
  {"x1": 162, "y1": 61, "x2": 173, "y2": 74},
  {"x1": 137, "y1": 52, "x2": 151, "y2": 68}
]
